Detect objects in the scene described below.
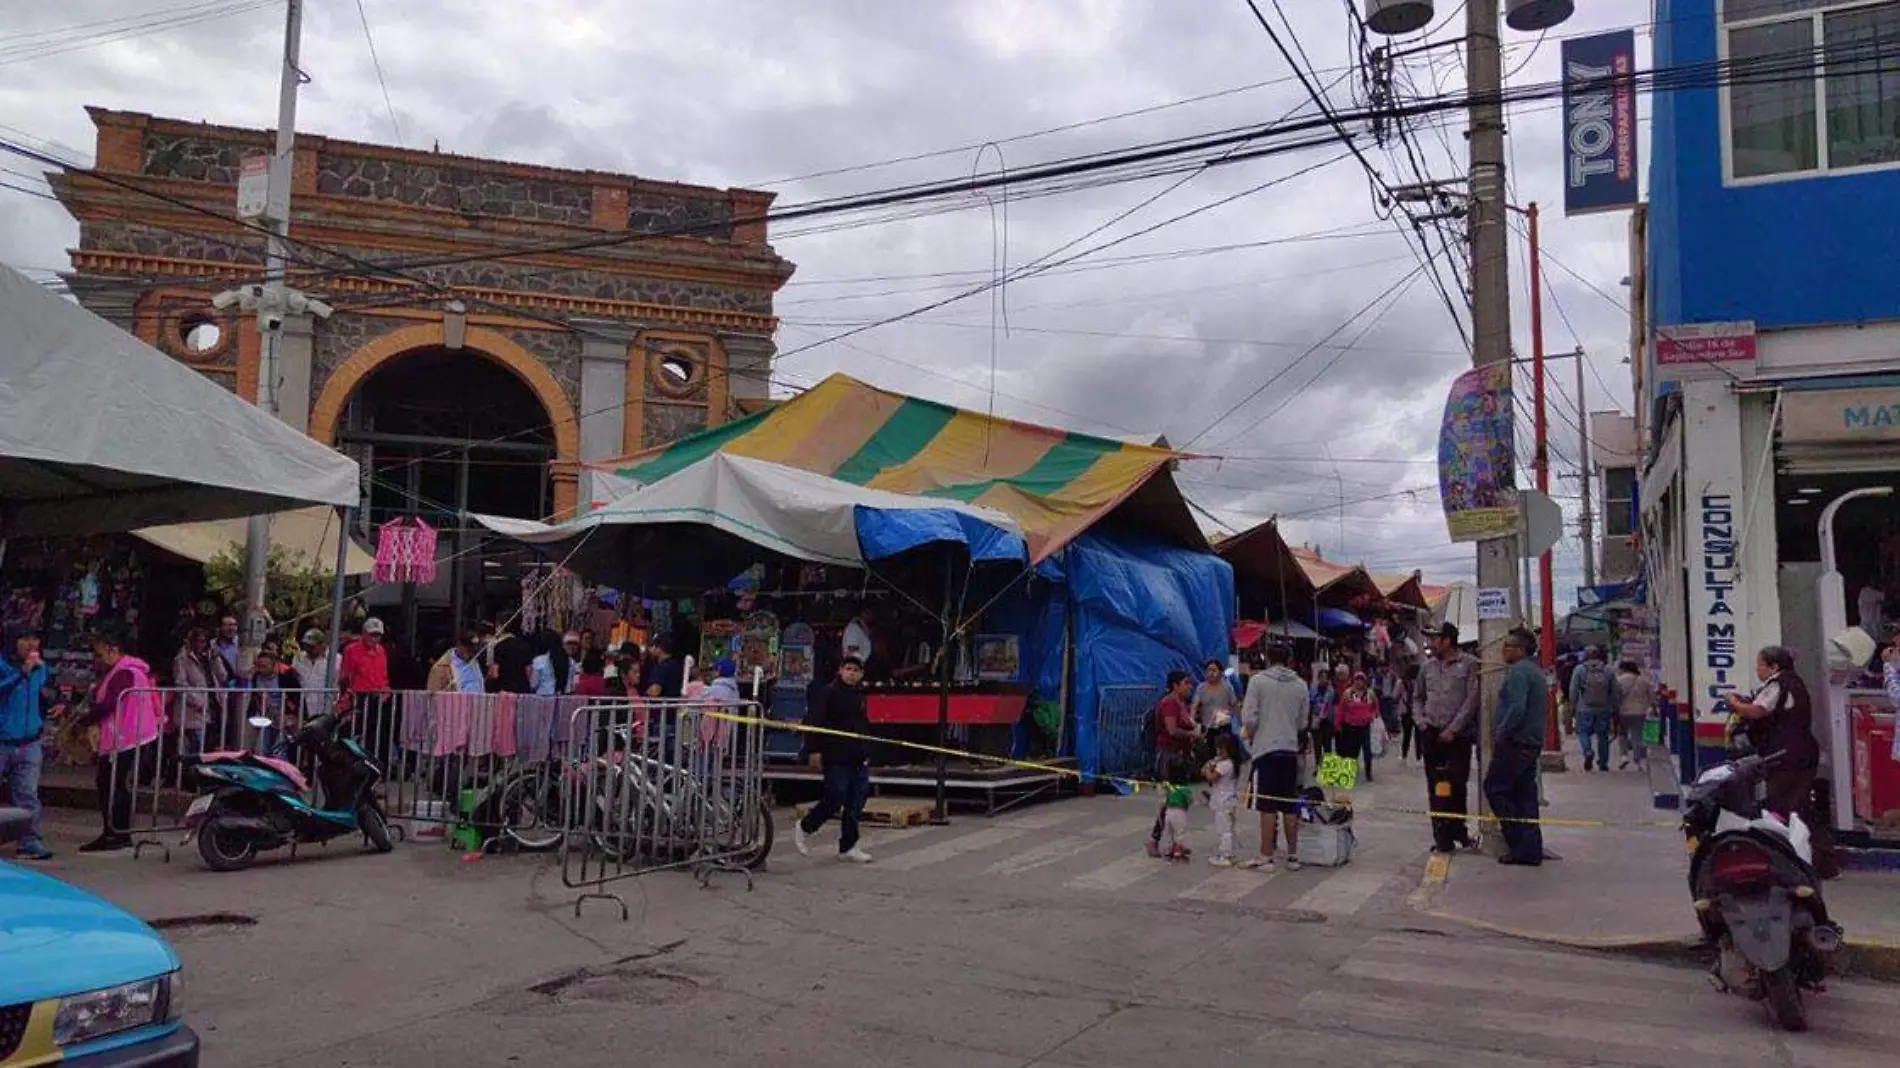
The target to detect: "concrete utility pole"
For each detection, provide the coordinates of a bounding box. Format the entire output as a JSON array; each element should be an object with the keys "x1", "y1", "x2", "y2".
[
  {"x1": 235, "y1": 0, "x2": 310, "y2": 666},
  {"x1": 1465, "y1": 0, "x2": 1517, "y2": 845},
  {"x1": 1576, "y1": 348, "x2": 1597, "y2": 588}
]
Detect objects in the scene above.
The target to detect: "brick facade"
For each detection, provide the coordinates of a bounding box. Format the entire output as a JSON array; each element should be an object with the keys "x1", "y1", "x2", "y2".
[{"x1": 54, "y1": 107, "x2": 795, "y2": 517}]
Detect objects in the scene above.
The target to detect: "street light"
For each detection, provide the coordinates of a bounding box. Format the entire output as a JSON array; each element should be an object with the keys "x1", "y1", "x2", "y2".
[{"x1": 1815, "y1": 486, "x2": 1892, "y2": 831}]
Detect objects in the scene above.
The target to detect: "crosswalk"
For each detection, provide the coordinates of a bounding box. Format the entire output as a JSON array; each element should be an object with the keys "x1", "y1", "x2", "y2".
[{"x1": 786, "y1": 794, "x2": 1414, "y2": 922}]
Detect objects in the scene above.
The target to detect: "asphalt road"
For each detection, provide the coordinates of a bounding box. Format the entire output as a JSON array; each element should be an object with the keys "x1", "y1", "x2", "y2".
[{"x1": 34, "y1": 793, "x2": 1900, "y2": 1067}]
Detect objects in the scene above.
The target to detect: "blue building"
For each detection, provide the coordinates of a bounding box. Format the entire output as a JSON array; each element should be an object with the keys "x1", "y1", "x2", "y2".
[{"x1": 1638, "y1": 0, "x2": 1900, "y2": 830}]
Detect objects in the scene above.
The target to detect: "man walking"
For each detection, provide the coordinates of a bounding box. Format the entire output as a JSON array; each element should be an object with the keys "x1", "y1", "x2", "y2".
[
  {"x1": 794, "y1": 656, "x2": 875, "y2": 863},
  {"x1": 1486, "y1": 628, "x2": 1550, "y2": 866},
  {"x1": 0, "y1": 635, "x2": 55, "y2": 860},
  {"x1": 1568, "y1": 645, "x2": 1621, "y2": 771},
  {"x1": 1239, "y1": 646, "x2": 1308, "y2": 871},
  {"x1": 1414, "y1": 622, "x2": 1479, "y2": 853}
]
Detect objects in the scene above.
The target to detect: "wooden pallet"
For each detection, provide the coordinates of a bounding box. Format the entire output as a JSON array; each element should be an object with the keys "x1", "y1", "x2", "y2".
[{"x1": 796, "y1": 796, "x2": 934, "y2": 828}]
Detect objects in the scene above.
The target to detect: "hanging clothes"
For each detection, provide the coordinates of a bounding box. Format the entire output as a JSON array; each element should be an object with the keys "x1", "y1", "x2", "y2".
[{"x1": 408, "y1": 518, "x2": 438, "y2": 584}]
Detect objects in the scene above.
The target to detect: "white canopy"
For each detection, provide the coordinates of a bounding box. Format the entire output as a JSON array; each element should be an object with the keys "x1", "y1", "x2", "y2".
[
  {"x1": 0, "y1": 266, "x2": 360, "y2": 538},
  {"x1": 132, "y1": 507, "x2": 375, "y2": 576},
  {"x1": 474, "y1": 453, "x2": 1026, "y2": 586}
]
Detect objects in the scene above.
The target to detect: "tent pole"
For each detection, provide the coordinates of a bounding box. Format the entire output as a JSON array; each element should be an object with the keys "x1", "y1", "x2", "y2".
[
  {"x1": 325, "y1": 503, "x2": 351, "y2": 691},
  {"x1": 933, "y1": 548, "x2": 954, "y2": 825}
]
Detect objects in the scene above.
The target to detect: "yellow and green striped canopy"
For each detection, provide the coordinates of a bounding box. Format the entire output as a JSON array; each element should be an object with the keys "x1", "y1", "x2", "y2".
[{"x1": 594, "y1": 374, "x2": 1187, "y2": 562}]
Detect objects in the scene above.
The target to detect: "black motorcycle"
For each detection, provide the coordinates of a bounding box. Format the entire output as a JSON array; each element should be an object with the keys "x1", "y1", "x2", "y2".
[
  {"x1": 1681, "y1": 746, "x2": 1842, "y2": 1031},
  {"x1": 184, "y1": 713, "x2": 394, "y2": 871}
]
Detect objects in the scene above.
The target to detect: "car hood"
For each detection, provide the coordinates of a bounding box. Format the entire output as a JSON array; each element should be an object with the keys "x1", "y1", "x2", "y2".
[{"x1": 0, "y1": 861, "x2": 178, "y2": 1005}]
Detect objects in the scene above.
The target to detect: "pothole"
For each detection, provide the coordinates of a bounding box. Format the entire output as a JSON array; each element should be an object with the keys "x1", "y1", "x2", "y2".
[{"x1": 528, "y1": 966, "x2": 700, "y2": 1006}]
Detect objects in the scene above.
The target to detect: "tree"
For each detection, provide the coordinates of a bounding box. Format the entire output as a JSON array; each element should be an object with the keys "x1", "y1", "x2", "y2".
[{"x1": 202, "y1": 543, "x2": 336, "y2": 637}]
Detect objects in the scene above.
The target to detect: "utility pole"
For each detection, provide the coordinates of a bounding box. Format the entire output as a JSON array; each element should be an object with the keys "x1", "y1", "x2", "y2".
[
  {"x1": 234, "y1": 0, "x2": 310, "y2": 666},
  {"x1": 1576, "y1": 348, "x2": 1597, "y2": 588},
  {"x1": 1465, "y1": 0, "x2": 1516, "y2": 847}
]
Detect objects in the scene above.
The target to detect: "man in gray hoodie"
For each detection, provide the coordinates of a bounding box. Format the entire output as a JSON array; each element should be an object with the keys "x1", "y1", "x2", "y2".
[{"x1": 1239, "y1": 645, "x2": 1310, "y2": 871}]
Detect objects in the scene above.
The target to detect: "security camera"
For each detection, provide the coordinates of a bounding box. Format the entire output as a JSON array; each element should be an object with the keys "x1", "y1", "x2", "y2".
[{"x1": 209, "y1": 290, "x2": 239, "y2": 311}]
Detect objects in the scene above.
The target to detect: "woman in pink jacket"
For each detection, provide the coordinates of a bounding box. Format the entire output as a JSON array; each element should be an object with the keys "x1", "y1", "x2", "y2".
[
  {"x1": 1334, "y1": 669, "x2": 1381, "y2": 784},
  {"x1": 76, "y1": 630, "x2": 166, "y2": 853}
]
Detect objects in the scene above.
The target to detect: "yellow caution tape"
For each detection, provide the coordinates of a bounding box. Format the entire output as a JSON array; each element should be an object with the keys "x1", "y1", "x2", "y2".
[{"x1": 698, "y1": 707, "x2": 1687, "y2": 831}]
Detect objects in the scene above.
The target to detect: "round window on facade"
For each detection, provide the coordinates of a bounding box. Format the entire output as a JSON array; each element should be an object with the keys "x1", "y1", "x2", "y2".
[
  {"x1": 182, "y1": 317, "x2": 223, "y2": 355},
  {"x1": 649, "y1": 346, "x2": 705, "y2": 398}
]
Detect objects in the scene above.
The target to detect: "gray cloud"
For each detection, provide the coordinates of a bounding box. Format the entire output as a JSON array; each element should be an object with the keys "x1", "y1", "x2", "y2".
[{"x1": 0, "y1": 0, "x2": 1652, "y2": 604}]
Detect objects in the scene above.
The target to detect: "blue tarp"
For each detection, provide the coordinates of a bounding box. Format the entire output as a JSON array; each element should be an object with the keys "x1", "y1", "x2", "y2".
[
  {"x1": 1315, "y1": 607, "x2": 1366, "y2": 630},
  {"x1": 1027, "y1": 529, "x2": 1234, "y2": 781},
  {"x1": 853, "y1": 505, "x2": 1027, "y2": 564}
]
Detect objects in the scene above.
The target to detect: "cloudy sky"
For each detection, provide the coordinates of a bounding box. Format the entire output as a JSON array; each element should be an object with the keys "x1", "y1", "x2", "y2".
[{"x1": 0, "y1": 0, "x2": 1654, "y2": 609}]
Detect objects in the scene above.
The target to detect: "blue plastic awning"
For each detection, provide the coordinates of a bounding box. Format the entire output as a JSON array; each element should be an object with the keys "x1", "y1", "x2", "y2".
[
  {"x1": 1315, "y1": 607, "x2": 1366, "y2": 630},
  {"x1": 853, "y1": 505, "x2": 1027, "y2": 564}
]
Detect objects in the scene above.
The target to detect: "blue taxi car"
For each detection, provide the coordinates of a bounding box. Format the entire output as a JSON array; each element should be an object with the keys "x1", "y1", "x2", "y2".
[{"x1": 1, "y1": 809, "x2": 198, "y2": 1067}]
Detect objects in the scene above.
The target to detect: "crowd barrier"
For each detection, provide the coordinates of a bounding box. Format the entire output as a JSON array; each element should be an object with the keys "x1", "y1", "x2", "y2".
[
  {"x1": 95, "y1": 687, "x2": 771, "y2": 904},
  {"x1": 1096, "y1": 684, "x2": 1162, "y2": 780},
  {"x1": 558, "y1": 698, "x2": 770, "y2": 918}
]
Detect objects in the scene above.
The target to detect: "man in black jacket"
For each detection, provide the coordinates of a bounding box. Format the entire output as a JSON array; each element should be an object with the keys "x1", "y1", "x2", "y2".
[{"x1": 793, "y1": 657, "x2": 874, "y2": 863}]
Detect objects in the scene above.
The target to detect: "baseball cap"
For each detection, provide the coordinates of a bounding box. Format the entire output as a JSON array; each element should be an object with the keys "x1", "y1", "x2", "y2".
[
  {"x1": 302, "y1": 628, "x2": 326, "y2": 645},
  {"x1": 362, "y1": 617, "x2": 386, "y2": 635}
]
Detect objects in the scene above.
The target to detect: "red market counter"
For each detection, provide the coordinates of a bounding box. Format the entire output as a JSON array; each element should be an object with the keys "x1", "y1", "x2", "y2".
[
  {"x1": 1851, "y1": 702, "x2": 1899, "y2": 824},
  {"x1": 866, "y1": 691, "x2": 1027, "y2": 726}
]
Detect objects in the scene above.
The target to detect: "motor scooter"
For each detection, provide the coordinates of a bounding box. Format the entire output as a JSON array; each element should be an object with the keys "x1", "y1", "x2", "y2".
[
  {"x1": 183, "y1": 712, "x2": 394, "y2": 871},
  {"x1": 1681, "y1": 743, "x2": 1842, "y2": 1031}
]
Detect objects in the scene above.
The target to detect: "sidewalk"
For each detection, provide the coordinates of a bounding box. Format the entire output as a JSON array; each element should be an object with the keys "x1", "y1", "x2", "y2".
[{"x1": 1409, "y1": 756, "x2": 1900, "y2": 979}]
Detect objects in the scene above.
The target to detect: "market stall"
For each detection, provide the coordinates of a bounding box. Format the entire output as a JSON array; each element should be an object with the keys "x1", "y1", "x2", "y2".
[
  {"x1": 475, "y1": 451, "x2": 1046, "y2": 807},
  {"x1": 571, "y1": 373, "x2": 1235, "y2": 800}
]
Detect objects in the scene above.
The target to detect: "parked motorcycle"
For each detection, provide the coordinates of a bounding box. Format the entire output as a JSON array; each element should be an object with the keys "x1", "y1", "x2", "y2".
[
  {"x1": 183, "y1": 713, "x2": 394, "y2": 871},
  {"x1": 1681, "y1": 745, "x2": 1842, "y2": 1031}
]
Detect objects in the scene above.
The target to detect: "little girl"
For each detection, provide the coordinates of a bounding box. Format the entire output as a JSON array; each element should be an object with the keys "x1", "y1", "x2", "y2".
[
  {"x1": 1204, "y1": 732, "x2": 1242, "y2": 868},
  {"x1": 1162, "y1": 779, "x2": 1195, "y2": 861}
]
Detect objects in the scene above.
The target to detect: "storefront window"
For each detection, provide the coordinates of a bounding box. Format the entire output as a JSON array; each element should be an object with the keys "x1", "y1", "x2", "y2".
[{"x1": 1724, "y1": 0, "x2": 1900, "y2": 179}]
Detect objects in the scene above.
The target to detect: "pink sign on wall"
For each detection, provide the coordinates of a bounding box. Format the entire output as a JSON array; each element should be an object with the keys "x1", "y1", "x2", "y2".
[{"x1": 1656, "y1": 321, "x2": 1757, "y2": 368}]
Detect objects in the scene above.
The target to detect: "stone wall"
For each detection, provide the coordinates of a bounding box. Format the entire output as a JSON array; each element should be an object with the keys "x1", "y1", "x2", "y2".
[
  {"x1": 315, "y1": 153, "x2": 594, "y2": 226},
  {"x1": 627, "y1": 190, "x2": 731, "y2": 240},
  {"x1": 505, "y1": 328, "x2": 583, "y2": 412},
  {"x1": 83, "y1": 223, "x2": 774, "y2": 316},
  {"x1": 311, "y1": 312, "x2": 405, "y2": 398},
  {"x1": 141, "y1": 132, "x2": 251, "y2": 184},
  {"x1": 642, "y1": 402, "x2": 707, "y2": 449}
]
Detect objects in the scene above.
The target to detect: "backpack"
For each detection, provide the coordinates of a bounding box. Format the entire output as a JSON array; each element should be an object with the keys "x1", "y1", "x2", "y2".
[{"x1": 1578, "y1": 662, "x2": 1612, "y2": 707}]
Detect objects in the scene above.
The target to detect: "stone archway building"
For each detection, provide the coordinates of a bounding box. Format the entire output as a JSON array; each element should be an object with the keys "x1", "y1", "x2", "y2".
[{"x1": 52, "y1": 107, "x2": 795, "y2": 520}]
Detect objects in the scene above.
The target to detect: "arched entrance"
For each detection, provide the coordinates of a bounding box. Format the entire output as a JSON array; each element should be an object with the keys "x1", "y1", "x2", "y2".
[{"x1": 312, "y1": 323, "x2": 582, "y2": 667}]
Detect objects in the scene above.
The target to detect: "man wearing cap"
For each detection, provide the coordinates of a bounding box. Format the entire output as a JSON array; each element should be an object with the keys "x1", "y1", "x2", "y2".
[
  {"x1": 290, "y1": 629, "x2": 333, "y2": 695},
  {"x1": 1414, "y1": 621, "x2": 1479, "y2": 854},
  {"x1": 338, "y1": 618, "x2": 393, "y2": 756}
]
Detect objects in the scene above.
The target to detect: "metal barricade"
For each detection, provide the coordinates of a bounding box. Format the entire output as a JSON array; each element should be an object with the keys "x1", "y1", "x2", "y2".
[
  {"x1": 1095, "y1": 684, "x2": 1163, "y2": 781},
  {"x1": 560, "y1": 698, "x2": 771, "y2": 919},
  {"x1": 100, "y1": 685, "x2": 344, "y2": 859}
]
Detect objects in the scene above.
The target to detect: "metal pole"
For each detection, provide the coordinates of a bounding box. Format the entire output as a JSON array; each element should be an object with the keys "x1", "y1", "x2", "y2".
[
  {"x1": 1576, "y1": 348, "x2": 1597, "y2": 587},
  {"x1": 239, "y1": 0, "x2": 305, "y2": 664},
  {"x1": 1467, "y1": 0, "x2": 1515, "y2": 849},
  {"x1": 933, "y1": 550, "x2": 954, "y2": 824},
  {"x1": 326, "y1": 504, "x2": 350, "y2": 691},
  {"x1": 1529, "y1": 204, "x2": 1563, "y2": 762}
]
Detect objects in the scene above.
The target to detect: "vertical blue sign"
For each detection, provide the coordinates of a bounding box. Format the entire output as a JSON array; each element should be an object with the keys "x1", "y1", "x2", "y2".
[{"x1": 1562, "y1": 29, "x2": 1639, "y2": 216}]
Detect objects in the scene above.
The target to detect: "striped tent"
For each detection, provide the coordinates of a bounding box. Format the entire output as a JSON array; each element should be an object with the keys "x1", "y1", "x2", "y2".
[{"x1": 589, "y1": 373, "x2": 1204, "y2": 563}]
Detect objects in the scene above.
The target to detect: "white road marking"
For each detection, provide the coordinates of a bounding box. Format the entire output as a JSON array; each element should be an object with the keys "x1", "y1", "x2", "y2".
[
  {"x1": 1286, "y1": 862, "x2": 1393, "y2": 919},
  {"x1": 1064, "y1": 852, "x2": 1171, "y2": 892},
  {"x1": 1178, "y1": 866, "x2": 1274, "y2": 903},
  {"x1": 879, "y1": 826, "x2": 1030, "y2": 872},
  {"x1": 984, "y1": 835, "x2": 1102, "y2": 876}
]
